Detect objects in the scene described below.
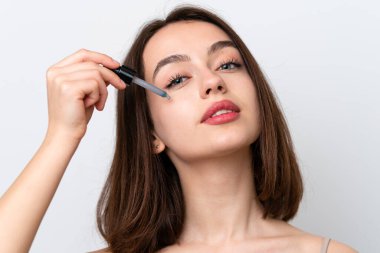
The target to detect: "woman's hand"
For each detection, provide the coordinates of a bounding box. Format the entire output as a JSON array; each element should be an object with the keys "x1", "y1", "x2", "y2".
[
  {"x1": 45, "y1": 48, "x2": 126, "y2": 141},
  {"x1": 0, "y1": 49, "x2": 127, "y2": 253}
]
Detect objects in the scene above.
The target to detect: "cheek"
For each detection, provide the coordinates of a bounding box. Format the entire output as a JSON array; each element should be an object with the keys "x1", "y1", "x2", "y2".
[
  {"x1": 248, "y1": 83, "x2": 261, "y2": 136},
  {"x1": 235, "y1": 76, "x2": 261, "y2": 131},
  {"x1": 229, "y1": 74, "x2": 259, "y2": 110},
  {"x1": 148, "y1": 95, "x2": 197, "y2": 146}
]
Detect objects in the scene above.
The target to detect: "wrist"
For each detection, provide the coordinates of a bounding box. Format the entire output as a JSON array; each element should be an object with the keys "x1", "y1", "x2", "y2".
[
  {"x1": 45, "y1": 122, "x2": 87, "y2": 143},
  {"x1": 44, "y1": 127, "x2": 83, "y2": 149}
]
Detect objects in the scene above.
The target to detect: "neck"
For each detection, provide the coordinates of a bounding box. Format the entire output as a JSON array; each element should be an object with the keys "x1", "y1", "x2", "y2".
[{"x1": 170, "y1": 147, "x2": 265, "y2": 245}]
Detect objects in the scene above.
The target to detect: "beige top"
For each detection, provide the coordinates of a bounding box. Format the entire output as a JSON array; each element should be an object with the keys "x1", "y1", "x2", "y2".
[{"x1": 321, "y1": 237, "x2": 331, "y2": 253}]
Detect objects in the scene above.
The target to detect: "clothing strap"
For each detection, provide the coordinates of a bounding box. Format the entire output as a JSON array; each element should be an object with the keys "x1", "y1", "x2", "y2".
[{"x1": 321, "y1": 237, "x2": 331, "y2": 253}]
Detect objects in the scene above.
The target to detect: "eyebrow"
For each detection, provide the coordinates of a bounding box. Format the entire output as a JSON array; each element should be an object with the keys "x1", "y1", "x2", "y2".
[{"x1": 152, "y1": 40, "x2": 237, "y2": 82}]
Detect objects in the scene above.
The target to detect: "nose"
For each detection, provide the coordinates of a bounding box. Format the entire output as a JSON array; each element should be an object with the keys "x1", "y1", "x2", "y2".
[{"x1": 199, "y1": 70, "x2": 227, "y2": 99}]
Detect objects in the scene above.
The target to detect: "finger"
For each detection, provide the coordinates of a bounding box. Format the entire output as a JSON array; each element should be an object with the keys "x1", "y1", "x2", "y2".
[
  {"x1": 78, "y1": 79, "x2": 101, "y2": 108},
  {"x1": 95, "y1": 84, "x2": 108, "y2": 111},
  {"x1": 84, "y1": 78, "x2": 107, "y2": 111},
  {"x1": 54, "y1": 79, "x2": 100, "y2": 108},
  {"x1": 53, "y1": 48, "x2": 120, "y2": 69},
  {"x1": 55, "y1": 70, "x2": 109, "y2": 110},
  {"x1": 50, "y1": 63, "x2": 126, "y2": 90}
]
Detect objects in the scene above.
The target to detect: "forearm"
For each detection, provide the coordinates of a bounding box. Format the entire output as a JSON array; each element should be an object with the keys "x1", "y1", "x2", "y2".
[
  {"x1": 0, "y1": 133, "x2": 80, "y2": 253},
  {"x1": 0, "y1": 49, "x2": 123, "y2": 253}
]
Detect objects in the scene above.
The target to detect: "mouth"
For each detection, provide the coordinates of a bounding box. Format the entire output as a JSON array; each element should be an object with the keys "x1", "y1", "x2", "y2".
[{"x1": 201, "y1": 99, "x2": 241, "y2": 125}]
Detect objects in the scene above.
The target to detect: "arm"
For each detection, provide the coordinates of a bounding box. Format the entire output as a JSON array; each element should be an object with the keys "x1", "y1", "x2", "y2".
[
  {"x1": 0, "y1": 49, "x2": 126, "y2": 253},
  {"x1": 0, "y1": 132, "x2": 80, "y2": 252}
]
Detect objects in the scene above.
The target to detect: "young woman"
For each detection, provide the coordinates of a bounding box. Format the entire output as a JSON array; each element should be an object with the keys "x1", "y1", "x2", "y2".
[{"x1": 0, "y1": 6, "x2": 357, "y2": 253}]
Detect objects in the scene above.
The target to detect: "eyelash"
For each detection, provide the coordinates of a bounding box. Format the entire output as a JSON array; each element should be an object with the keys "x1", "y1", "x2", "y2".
[{"x1": 165, "y1": 58, "x2": 242, "y2": 89}]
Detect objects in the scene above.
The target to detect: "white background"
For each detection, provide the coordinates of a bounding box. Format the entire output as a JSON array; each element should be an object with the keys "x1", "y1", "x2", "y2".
[{"x1": 0, "y1": 0, "x2": 379, "y2": 252}]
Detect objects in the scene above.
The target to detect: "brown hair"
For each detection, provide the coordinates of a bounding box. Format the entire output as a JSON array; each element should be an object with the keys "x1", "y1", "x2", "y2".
[{"x1": 96, "y1": 5, "x2": 303, "y2": 253}]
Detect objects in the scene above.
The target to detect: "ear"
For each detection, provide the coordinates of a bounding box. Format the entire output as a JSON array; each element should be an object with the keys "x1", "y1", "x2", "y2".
[{"x1": 152, "y1": 132, "x2": 166, "y2": 154}]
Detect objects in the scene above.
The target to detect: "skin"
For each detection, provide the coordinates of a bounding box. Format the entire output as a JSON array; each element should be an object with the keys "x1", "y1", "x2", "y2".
[
  {"x1": 0, "y1": 49, "x2": 126, "y2": 252},
  {"x1": 144, "y1": 20, "x2": 263, "y2": 244},
  {"x1": 143, "y1": 21, "x2": 357, "y2": 253},
  {"x1": 0, "y1": 22, "x2": 357, "y2": 253}
]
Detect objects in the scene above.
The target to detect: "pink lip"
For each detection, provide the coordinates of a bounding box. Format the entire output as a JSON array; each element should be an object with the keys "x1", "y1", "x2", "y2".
[{"x1": 201, "y1": 99, "x2": 241, "y2": 125}]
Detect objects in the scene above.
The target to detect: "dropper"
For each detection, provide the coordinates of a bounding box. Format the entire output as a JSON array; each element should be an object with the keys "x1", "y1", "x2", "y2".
[{"x1": 110, "y1": 65, "x2": 170, "y2": 100}]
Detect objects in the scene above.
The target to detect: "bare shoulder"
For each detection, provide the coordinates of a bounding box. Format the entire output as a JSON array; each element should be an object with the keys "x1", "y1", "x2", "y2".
[
  {"x1": 88, "y1": 248, "x2": 112, "y2": 253},
  {"x1": 270, "y1": 221, "x2": 357, "y2": 253},
  {"x1": 292, "y1": 232, "x2": 357, "y2": 253},
  {"x1": 328, "y1": 239, "x2": 358, "y2": 253}
]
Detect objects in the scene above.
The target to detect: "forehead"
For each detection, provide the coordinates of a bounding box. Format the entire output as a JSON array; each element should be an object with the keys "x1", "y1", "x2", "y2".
[{"x1": 143, "y1": 21, "x2": 231, "y2": 71}]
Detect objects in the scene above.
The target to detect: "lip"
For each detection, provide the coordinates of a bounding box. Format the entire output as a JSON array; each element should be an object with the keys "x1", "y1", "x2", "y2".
[{"x1": 201, "y1": 99, "x2": 241, "y2": 125}]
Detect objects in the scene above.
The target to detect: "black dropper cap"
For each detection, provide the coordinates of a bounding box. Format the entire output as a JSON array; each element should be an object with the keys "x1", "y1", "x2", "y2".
[{"x1": 111, "y1": 65, "x2": 137, "y2": 85}]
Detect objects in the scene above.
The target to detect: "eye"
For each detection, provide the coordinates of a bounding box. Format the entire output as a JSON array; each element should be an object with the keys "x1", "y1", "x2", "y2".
[
  {"x1": 166, "y1": 73, "x2": 189, "y2": 89},
  {"x1": 218, "y1": 59, "x2": 242, "y2": 71}
]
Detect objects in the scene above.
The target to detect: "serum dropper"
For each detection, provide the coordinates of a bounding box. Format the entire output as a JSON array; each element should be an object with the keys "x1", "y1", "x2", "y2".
[{"x1": 110, "y1": 65, "x2": 171, "y2": 100}]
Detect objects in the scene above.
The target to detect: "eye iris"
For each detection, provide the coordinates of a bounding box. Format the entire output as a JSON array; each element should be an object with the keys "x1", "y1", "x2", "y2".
[{"x1": 222, "y1": 63, "x2": 234, "y2": 70}]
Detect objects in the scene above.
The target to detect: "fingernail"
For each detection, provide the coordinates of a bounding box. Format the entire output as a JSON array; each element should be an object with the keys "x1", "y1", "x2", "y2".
[{"x1": 112, "y1": 58, "x2": 120, "y2": 64}]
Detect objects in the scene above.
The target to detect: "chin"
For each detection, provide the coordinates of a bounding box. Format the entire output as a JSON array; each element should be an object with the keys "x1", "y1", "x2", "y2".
[
  {"x1": 213, "y1": 127, "x2": 257, "y2": 144},
  {"x1": 208, "y1": 134, "x2": 254, "y2": 155}
]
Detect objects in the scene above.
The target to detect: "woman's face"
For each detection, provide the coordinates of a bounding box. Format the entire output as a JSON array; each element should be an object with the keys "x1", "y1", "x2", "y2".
[{"x1": 143, "y1": 21, "x2": 261, "y2": 164}]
